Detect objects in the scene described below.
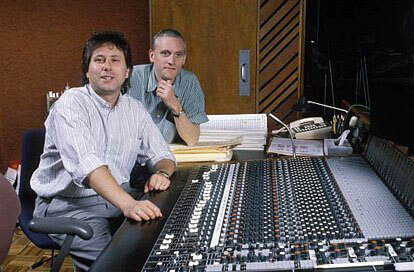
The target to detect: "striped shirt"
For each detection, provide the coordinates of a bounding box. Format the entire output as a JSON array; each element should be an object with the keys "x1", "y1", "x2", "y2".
[
  {"x1": 128, "y1": 64, "x2": 209, "y2": 143},
  {"x1": 30, "y1": 84, "x2": 176, "y2": 198}
]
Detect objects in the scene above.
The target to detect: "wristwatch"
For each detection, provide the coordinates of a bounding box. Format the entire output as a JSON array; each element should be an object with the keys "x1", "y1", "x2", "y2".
[
  {"x1": 156, "y1": 169, "x2": 170, "y2": 179},
  {"x1": 172, "y1": 109, "x2": 184, "y2": 117}
]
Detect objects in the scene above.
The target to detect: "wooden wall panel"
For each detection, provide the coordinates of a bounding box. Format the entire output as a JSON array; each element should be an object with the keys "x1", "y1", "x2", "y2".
[
  {"x1": 260, "y1": 8, "x2": 300, "y2": 64},
  {"x1": 151, "y1": 0, "x2": 258, "y2": 114},
  {"x1": 260, "y1": 0, "x2": 299, "y2": 41},
  {"x1": 0, "y1": 0, "x2": 150, "y2": 171},
  {"x1": 259, "y1": 57, "x2": 298, "y2": 101},
  {"x1": 258, "y1": 0, "x2": 305, "y2": 128},
  {"x1": 260, "y1": 72, "x2": 298, "y2": 112},
  {"x1": 260, "y1": 36, "x2": 299, "y2": 87},
  {"x1": 260, "y1": 0, "x2": 285, "y2": 25}
]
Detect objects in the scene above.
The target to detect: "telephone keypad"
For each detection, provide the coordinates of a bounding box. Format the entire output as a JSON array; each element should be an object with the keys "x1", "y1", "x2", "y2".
[{"x1": 292, "y1": 121, "x2": 331, "y2": 133}]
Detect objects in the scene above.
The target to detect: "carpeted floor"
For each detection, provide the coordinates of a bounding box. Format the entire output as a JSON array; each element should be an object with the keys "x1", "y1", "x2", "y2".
[{"x1": 1, "y1": 228, "x2": 73, "y2": 272}]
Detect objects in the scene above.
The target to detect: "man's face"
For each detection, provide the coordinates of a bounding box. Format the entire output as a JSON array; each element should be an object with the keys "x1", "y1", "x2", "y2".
[
  {"x1": 87, "y1": 43, "x2": 129, "y2": 96},
  {"x1": 149, "y1": 36, "x2": 187, "y2": 82}
]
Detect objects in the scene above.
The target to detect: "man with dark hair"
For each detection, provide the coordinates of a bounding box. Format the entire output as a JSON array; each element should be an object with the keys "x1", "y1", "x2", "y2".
[
  {"x1": 80, "y1": 31, "x2": 133, "y2": 94},
  {"x1": 31, "y1": 31, "x2": 176, "y2": 271},
  {"x1": 128, "y1": 28, "x2": 208, "y2": 146}
]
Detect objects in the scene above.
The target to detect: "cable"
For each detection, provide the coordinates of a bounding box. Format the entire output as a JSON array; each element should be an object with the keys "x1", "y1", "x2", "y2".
[{"x1": 268, "y1": 113, "x2": 296, "y2": 159}]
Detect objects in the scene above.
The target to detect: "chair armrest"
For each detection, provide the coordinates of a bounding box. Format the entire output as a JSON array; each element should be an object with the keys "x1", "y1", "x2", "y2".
[{"x1": 29, "y1": 217, "x2": 93, "y2": 240}]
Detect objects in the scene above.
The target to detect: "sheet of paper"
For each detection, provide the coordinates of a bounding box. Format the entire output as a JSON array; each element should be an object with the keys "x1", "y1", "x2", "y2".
[
  {"x1": 268, "y1": 137, "x2": 324, "y2": 157},
  {"x1": 234, "y1": 145, "x2": 266, "y2": 151},
  {"x1": 201, "y1": 114, "x2": 267, "y2": 131}
]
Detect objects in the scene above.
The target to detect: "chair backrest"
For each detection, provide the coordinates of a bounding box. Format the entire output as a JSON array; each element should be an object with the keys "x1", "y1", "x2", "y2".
[
  {"x1": 18, "y1": 128, "x2": 59, "y2": 250},
  {"x1": 0, "y1": 174, "x2": 21, "y2": 264}
]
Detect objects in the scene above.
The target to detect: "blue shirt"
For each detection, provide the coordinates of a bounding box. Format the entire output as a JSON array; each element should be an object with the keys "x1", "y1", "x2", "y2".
[{"x1": 128, "y1": 64, "x2": 209, "y2": 143}]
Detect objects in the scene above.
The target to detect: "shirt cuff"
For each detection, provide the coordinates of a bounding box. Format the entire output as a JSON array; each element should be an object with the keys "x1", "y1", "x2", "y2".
[
  {"x1": 72, "y1": 153, "x2": 106, "y2": 187},
  {"x1": 187, "y1": 112, "x2": 209, "y2": 125}
]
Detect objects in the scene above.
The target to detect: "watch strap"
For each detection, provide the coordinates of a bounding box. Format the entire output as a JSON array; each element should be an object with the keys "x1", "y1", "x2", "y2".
[
  {"x1": 172, "y1": 109, "x2": 184, "y2": 117},
  {"x1": 156, "y1": 169, "x2": 170, "y2": 179}
]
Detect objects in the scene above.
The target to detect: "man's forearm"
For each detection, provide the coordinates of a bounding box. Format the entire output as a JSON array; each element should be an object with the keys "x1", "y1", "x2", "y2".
[
  {"x1": 86, "y1": 166, "x2": 136, "y2": 214},
  {"x1": 87, "y1": 166, "x2": 163, "y2": 221},
  {"x1": 174, "y1": 113, "x2": 200, "y2": 146},
  {"x1": 153, "y1": 159, "x2": 176, "y2": 177},
  {"x1": 163, "y1": 93, "x2": 200, "y2": 146}
]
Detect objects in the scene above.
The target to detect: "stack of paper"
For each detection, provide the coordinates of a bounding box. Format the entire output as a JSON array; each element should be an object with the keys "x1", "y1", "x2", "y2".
[
  {"x1": 199, "y1": 114, "x2": 268, "y2": 151},
  {"x1": 169, "y1": 137, "x2": 243, "y2": 163}
]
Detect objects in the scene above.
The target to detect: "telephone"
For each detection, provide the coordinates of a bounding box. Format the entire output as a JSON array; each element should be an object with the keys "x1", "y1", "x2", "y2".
[
  {"x1": 272, "y1": 117, "x2": 332, "y2": 139},
  {"x1": 289, "y1": 117, "x2": 332, "y2": 139}
]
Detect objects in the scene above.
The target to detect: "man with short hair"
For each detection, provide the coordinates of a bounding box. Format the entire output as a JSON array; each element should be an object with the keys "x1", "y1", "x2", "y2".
[
  {"x1": 31, "y1": 31, "x2": 176, "y2": 271},
  {"x1": 128, "y1": 29, "x2": 208, "y2": 146}
]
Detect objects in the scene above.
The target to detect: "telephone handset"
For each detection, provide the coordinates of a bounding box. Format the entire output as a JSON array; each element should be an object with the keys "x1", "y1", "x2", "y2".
[{"x1": 289, "y1": 117, "x2": 332, "y2": 139}]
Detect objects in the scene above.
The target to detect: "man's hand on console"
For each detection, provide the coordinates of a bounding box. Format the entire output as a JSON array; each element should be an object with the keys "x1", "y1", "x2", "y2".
[
  {"x1": 123, "y1": 199, "x2": 162, "y2": 222},
  {"x1": 144, "y1": 172, "x2": 171, "y2": 193}
]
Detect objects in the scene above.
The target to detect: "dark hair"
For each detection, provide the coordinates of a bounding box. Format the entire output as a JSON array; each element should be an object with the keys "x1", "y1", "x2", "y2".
[
  {"x1": 152, "y1": 28, "x2": 186, "y2": 52},
  {"x1": 81, "y1": 31, "x2": 133, "y2": 94}
]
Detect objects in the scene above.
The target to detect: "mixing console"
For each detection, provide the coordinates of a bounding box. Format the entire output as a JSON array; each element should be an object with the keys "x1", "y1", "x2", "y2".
[{"x1": 142, "y1": 137, "x2": 414, "y2": 271}]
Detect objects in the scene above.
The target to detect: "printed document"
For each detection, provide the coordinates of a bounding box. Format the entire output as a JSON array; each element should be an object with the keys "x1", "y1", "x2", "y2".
[{"x1": 268, "y1": 137, "x2": 324, "y2": 157}]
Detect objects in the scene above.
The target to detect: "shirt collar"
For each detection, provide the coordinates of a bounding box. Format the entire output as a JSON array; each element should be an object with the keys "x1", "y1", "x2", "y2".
[
  {"x1": 86, "y1": 84, "x2": 122, "y2": 110},
  {"x1": 147, "y1": 64, "x2": 182, "y2": 94},
  {"x1": 147, "y1": 66, "x2": 158, "y2": 93}
]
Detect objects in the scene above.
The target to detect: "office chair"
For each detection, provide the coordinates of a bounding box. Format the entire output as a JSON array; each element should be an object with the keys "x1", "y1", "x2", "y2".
[
  {"x1": 0, "y1": 173, "x2": 21, "y2": 266},
  {"x1": 19, "y1": 128, "x2": 93, "y2": 272}
]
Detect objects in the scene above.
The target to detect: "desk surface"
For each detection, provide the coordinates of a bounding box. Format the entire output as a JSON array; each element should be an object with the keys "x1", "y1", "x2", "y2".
[{"x1": 89, "y1": 150, "x2": 267, "y2": 272}]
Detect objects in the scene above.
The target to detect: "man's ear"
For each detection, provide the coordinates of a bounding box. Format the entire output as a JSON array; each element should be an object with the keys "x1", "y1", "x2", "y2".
[
  {"x1": 125, "y1": 68, "x2": 130, "y2": 79},
  {"x1": 182, "y1": 54, "x2": 187, "y2": 66},
  {"x1": 149, "y1": 49, "x2": 155, "y2": 63}
]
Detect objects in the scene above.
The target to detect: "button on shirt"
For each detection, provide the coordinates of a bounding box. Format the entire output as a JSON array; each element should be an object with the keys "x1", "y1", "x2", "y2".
[
  {"x1": 128, "y1": 64, "x2": 209, "y2": 143},
  {"x1": 30, "y1": 85, "x2": 176, "y2": 198}
]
